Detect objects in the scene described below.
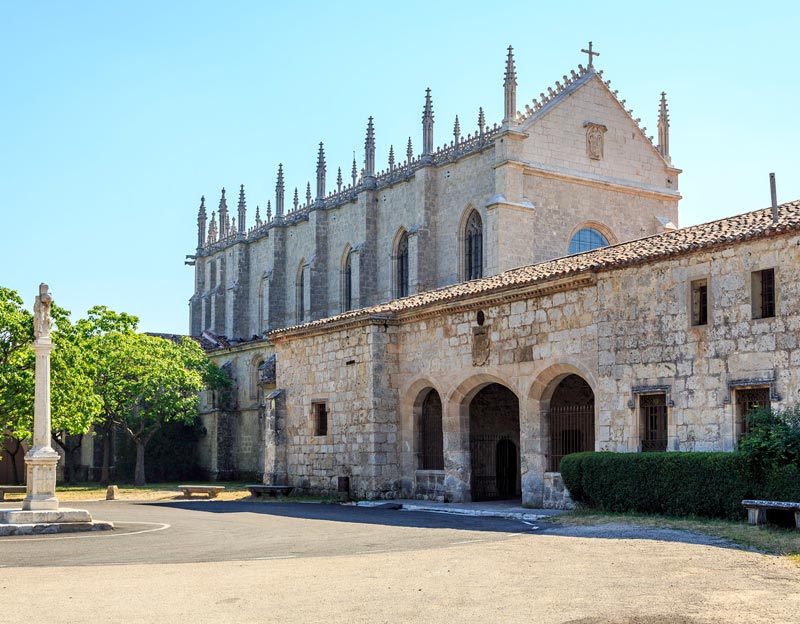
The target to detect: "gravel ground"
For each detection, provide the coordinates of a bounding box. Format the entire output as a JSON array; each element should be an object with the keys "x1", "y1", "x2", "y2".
[{"x1": 1, "y1": 503, "x2": 798, "y2": 623}]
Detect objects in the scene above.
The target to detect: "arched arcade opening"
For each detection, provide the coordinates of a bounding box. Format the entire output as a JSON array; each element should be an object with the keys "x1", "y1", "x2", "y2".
[{"x1": 468, "y1": 383, "x2": 520, "y2": 501}]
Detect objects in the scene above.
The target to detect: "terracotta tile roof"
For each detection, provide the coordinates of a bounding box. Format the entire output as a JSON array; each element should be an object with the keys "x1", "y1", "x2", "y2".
[{"x1": 270, "y1": 201, "x2": 800, "y2": 337}]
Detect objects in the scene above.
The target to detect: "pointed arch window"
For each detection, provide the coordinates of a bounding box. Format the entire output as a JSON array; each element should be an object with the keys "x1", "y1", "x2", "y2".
[
  {"x1": 464, "y1": 210, "x2": 483, "y2": 281},
  {"x1": 419, "y1": 389, "x2": 444, "y2": 470},
  {"x1": 296, "y1": 262, "x2": 305, "y2": 324},
  {"x1": 342, "y1": 250, "x2": 353, "y2": 312},
  {"x1": 396, "y1": 232, "x2": 409, "y2": 298}
]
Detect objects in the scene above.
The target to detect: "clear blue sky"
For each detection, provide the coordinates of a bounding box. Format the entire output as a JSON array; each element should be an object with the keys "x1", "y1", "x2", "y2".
[{"x1": 2, "y1": 1, "x2": 798, "y2": 333}]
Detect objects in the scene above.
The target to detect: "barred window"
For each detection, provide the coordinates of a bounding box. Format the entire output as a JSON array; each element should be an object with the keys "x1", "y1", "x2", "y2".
[
  {"x1": 639, "y1": 393, "x2": 668, "y2": 452},
  {"x1": 691, "y1": 278, "x2": 708, "y2": 326},
  {"x1": 751, "y1": 268, "x2": 775, "y2": 319},
  {"x1": 419, "y1": 390, "x2": 444, "y2": 470}
]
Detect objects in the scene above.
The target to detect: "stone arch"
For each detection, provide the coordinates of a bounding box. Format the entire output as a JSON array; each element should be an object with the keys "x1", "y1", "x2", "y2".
[
  {"x1": 567, "y1": 220, "x2": 617, "y2": 255},
  {"x1": 399, "y1": 377, "x2": 447, "y2": 498},
  {"x1": 529, "y1": 362, "x2": 598, "y2": 472},
  {"x1": 458, "y1": 205, "x2": 484, "y2": 281},
  {"x1": 340, "y1": 244, "x2": 353, "y2": 312},
  {"x1": 392, "y1": 227, "x2": 409, "y2": 298},
  {"x1": 448, "y1": 371, "x2": 522, "y2": 408},
  {"x1": 467, "y1": 382, "x2": 520, "y2": 501},
  {"x1": 249, "y1": 353, "x2": 265, "y2": 400}
]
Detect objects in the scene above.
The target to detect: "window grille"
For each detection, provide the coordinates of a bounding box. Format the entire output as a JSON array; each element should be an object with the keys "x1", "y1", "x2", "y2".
[
  {"x1": 736, "y1": 387, "x2": 770, "y2": 437},
  {"x1": 751, "y1": 268, "x2": 775, "y2": 319},
  {"x1": 640, "y1": 393, "x2": 668, "y2": 452},
  {"x1": 419, "y1": 390, "x2": 444, "y2": 470},
  {"x1": 547, "y1": 403, "x2": 594, "y2": 471},
  {"x1": 691, "y1": 279, "x2": 708, "y2": 326}
]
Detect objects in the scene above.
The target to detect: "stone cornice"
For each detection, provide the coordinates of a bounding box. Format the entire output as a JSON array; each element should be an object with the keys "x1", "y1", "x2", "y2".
[
  {"x1": 494, "y1": 158, "x2": 682, "y2": 201},
  {"x1": 270, "y1": 273, "x2": 597, "y2": 342},
  {"x1": 393, "y1": 272, "x2": 597, "y2": 324},
  {"x1": 270, "y1": 314, "x2": 399, "y2": 343}
]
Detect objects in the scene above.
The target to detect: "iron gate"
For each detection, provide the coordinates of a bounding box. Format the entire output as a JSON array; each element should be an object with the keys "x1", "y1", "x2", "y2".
[
  {"x1": 546, "y1": 404, "x2": 594, "y2": 472},
  {"x1": 470, "y1": 434, "x2": 518, "y2": 501}
]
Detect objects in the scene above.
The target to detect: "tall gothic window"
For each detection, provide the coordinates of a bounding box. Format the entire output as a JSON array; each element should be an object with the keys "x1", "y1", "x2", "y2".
[
  {"x1": 342, "y1": 250, "x2": 353, "y2": 312},
  {"x1": 396, "y1": 232, "x2": 409, "y2": 298},
  {"x1": 296, "y1": 263, "x2": 305, "y2": 324},
  {"x1": 464, "y1": 210, "x2": 483, "y2": 281}
]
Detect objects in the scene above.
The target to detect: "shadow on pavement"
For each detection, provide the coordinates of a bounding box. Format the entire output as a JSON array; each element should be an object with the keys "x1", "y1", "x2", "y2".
[
  {"x1": 144, "y1": 499, "x2": 531, "y2": 533},
  {"x1": 144, "y1": 500, "x2": 741, "y2": 550}
]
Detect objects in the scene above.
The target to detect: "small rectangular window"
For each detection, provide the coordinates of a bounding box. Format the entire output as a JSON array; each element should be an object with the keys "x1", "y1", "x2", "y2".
[
  {"x1": 691, "y1": 279, "x2": 708, "y2": 326},
  {"x1": 751, "y1": 268, "x2": 775, "y2": 319},
  {"x1": 736, "y1": 387, "x2": 770, "y2": 440},
  {"x1": 639, "y1": 393, "x2": 668, "y2": 452},
  {"x1": 313, "y1": 402, "x2": 328, "y2": 437}
]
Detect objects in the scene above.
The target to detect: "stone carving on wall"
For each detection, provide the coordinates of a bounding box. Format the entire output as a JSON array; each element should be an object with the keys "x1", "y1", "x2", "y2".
[
  {"x1": 472, "y1": 326, "x2": 490, "y2": 366},
  {"x1": 584, "y1": 122, "x2": 608, "y2": 160}
]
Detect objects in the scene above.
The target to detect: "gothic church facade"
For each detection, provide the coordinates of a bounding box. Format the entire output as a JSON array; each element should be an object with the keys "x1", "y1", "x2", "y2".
[{"x1": 185, "y1": 47, "x2": 800, "y2": 506}]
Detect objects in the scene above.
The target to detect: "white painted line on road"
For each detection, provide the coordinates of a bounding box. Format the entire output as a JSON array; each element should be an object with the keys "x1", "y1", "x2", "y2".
[
  {"x1": 0, "y1": 522, "x2": 170, "y2": 542},
  {"x1": 451, "y1": 539, "x2": 484, "y2": 545}
]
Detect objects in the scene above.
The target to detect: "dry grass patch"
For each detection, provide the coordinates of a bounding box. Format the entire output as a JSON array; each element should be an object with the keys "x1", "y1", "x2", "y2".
[
  {"x1": 550, "y1": 507, "x2": 800, "y2": 560},
  {"x1": 52, "y1": 482, "x2": 252, "y2": 502}
]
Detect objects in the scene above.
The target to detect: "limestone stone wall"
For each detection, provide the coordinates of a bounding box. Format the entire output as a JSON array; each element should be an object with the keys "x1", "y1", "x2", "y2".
[
  {"x1": 260, "y1": 229, "x2": 800, "y2": 506},
  {"x1": 196, "y1": 340, "x2": 275, "y2": 480},
  {"x1": 273, "y1": 320, "x2": 401, "y2": 498},
  {"x1": 524, "y1": 174, "x2": 678, "y2": 263}
]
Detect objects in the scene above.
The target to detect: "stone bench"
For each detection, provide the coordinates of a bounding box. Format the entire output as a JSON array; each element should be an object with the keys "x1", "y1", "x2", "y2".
[
  {"x1": 742, "y1": 499, "x2": 800, "y2": 528},
  {"x1": 246, "y1": 485, "x2": 294, "y2": 498},
  {"x1": 178, "y1": 485, "x2": 225, "y2": 499},
  {"x1": 0, "y1": 486, "x2": 26, "y2": 501}
]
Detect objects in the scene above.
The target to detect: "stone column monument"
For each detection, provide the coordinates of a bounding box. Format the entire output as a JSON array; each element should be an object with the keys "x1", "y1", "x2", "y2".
[
  {"x1": 22, "y1": 283, "x2": 61, "y2": 511},
  {"x1": 0, "y1": 284, "x2": 112, "y2": 535}
]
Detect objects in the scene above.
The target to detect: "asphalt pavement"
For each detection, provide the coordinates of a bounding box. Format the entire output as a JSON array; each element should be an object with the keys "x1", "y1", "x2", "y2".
[{"x1": 0, "y1": 500, "x2": 536, "y2": 567}]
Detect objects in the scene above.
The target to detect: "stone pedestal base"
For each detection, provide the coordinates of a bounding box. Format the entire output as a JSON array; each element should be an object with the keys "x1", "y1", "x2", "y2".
[
  {"x1": 22, "y1": 447, "x2": 60, "y2": 511},
  {"x1": 0, "y1": 507, "x2": 114, "y2": 536}
]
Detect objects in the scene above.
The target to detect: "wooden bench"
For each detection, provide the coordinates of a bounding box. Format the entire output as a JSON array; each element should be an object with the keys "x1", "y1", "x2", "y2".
[
  {"x1": 742, "y1": 499, "x2": 800, "y2": 528},
  {"x1": 178, "y1": 485, "x2": 225, "y2": 499},
  {"x1": 0, "y1": 486, "x2": 26, "y2": 501},
  {"x1": 246, "y1": 485, "x2": 294, "y2": 498}
]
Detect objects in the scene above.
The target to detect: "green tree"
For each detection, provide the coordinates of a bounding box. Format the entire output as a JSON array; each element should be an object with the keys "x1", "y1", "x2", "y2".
[
  {"x1": 92, "y1": 331, "x2": 226, "y2": 486},
  {"x1": 1, "y1": 288, "x2": 101, "y2": 482},
  {"x1": 75, "y1": 306, "x2": 140, "y2": 483}
]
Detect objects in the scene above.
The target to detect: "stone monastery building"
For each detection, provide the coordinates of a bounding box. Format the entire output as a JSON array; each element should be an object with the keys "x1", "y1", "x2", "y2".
[{"x1": 188, "y1": 45, "x2": 799, "y2": 507}]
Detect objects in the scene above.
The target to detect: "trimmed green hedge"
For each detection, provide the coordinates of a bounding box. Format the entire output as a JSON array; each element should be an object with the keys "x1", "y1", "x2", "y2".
[{"x1": 560, "y1": 452, "x2": 756, "y2": 519}]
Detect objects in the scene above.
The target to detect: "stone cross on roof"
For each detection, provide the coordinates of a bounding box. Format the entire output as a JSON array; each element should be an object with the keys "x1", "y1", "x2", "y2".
[{"x1": 581, "y1": 41, "x2": 599, "y2": 68}]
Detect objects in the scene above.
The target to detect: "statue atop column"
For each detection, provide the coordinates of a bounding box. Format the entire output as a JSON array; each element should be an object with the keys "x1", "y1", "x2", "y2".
[{"x1": 33, "y1": 283, "x2": 52, "y2": 340}]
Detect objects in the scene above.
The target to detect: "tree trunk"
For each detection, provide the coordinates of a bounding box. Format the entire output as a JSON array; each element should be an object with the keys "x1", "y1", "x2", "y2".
[
  {"x1": 134, "y1": 441, "x2": 146, "y2": 486},
  {"x1": 7, "y1": 438, "x2": 22, "y2": 485}
]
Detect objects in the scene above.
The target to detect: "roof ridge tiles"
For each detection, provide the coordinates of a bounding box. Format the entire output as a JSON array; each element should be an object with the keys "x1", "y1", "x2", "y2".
[{"x1": 269, "y1": 200, "x2": 800, "y2": 338}]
